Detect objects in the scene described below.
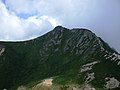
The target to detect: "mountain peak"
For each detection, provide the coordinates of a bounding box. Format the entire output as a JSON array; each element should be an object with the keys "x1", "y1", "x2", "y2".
[
  {"x1": 0, "y1": 27, "x2": 120, "y2": 90},
  {"x1": 54, "y1": 26, "x2": 67, "y2": 30}
]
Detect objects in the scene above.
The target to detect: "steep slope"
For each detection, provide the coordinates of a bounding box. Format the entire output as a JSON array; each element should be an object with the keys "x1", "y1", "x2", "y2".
[{"x1": 0, "y1": 26, "x2": 120, "y2": 90}]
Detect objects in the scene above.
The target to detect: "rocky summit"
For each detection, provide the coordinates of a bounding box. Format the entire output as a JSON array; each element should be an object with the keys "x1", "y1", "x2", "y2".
[{"x1": 0, "y1": 26, "x2": 120, "y2": 90}]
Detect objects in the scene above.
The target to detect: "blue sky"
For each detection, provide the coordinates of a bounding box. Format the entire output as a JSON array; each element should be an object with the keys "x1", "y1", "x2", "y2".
[{"x1": 0, "y1": 0, "x2": 120, "y2": 52}]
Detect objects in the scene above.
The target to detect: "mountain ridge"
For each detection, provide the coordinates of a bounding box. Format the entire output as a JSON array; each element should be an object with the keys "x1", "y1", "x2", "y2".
[{"x1": 0, "y1": 26, "x2": 120, "y2": 90}]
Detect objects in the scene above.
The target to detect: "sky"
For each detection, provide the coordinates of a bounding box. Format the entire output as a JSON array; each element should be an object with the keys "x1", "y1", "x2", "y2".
[{"x1": 0, "y1": 0, "x2": 120, "y2": 52}]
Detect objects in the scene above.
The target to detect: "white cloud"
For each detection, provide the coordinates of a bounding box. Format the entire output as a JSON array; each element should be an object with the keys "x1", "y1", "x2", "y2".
[
  {"x1": 41, "y1": 16, "x2": 60, "y2": 27},
  {"x1": 0, "y1": 1, "x2": 60, "y2": 41},
  {"x1": 0, "y1": 1, "x2": 25, "y2": 40}
]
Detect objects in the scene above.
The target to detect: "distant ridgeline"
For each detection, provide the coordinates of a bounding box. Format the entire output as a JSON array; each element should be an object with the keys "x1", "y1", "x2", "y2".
[{"x1": 0, "y1": 26, "x2": 120, "y2": 90}]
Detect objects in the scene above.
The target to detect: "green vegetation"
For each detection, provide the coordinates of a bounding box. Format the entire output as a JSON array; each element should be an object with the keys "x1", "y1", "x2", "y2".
[{"x1": 0, "y1": 26, "x2": 119, "y2": 90}]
